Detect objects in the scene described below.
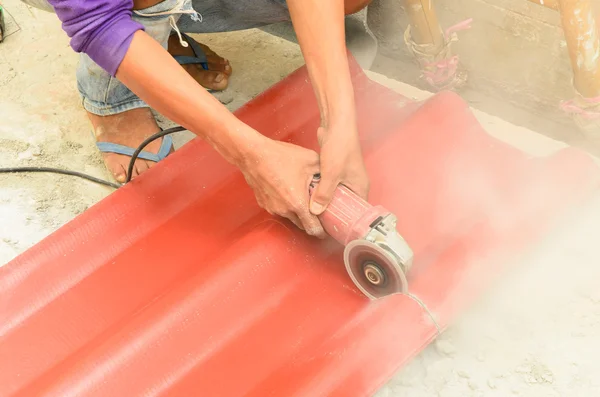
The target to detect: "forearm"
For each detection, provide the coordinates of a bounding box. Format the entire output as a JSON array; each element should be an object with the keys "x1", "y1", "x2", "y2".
[
  {"x1": 287, "y1": 0, "x2": 356, "y2": 129},
  {"x1": 116, "y1": 31, "x2": 263, "y2": 166}
]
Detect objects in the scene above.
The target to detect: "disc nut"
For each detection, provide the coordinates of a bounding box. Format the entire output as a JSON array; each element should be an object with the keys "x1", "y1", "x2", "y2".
[{"x1": 364, "y1": 263, "x2": 386, "y2": 286}]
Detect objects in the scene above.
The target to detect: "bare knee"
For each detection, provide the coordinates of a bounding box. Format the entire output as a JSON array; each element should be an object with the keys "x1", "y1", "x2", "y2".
[{"x1": 344, "y1": 0, "x2": 373, "y2": 15}]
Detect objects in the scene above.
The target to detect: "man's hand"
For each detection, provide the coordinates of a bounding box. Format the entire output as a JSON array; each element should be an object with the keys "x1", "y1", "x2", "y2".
[
  {"x1": 287, "y1": 0, "x2": 370, "y2": 215},
  {"x1": 240, "y1": 138, "x2": 326, "y2": 238},
  {"x1": 310, "y1": 123, "x2": 370, "y2": 215},
  {"x1": 115, "y1": 33, "x2": 331, "y2": 239}
]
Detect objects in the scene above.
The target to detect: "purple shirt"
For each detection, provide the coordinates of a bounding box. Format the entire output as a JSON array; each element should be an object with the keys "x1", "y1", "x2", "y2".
[{"x1": 48, "y1": 0, "x2": 144, "y2": 76}]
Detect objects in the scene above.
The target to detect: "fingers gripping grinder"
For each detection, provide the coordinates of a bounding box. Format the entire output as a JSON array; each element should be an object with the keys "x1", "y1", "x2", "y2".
[{"x1": 309, "y1": 175, "x2": 414, "y2": 299}]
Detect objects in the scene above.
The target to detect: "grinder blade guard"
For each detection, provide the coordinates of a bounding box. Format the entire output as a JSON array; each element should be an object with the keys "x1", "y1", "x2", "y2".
[{"x1": 309, "y1": 175, "x2": 414, "y2": 299}]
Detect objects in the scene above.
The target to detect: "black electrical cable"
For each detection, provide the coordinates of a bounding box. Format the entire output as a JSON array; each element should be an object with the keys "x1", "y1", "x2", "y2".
[
  {"x1": 0, "y1": 167, "x2": 122, "y2": 189},
  {"x1": 0, "y1": 125, "x2": 186, "y2": 188},
  {"x1": 125, "y1": 126, "x2": 185, "y2": 183}
]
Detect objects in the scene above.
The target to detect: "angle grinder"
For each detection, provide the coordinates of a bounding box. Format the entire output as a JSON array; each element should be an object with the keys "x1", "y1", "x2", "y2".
[{"x1": 309, "y1": 174, "x2": 414, "y2": 299}]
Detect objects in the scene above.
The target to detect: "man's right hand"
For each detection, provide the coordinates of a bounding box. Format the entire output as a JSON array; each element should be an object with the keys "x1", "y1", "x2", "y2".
[
  {"x1": 240, "y1": 138, "x2": 326, "y2": 238},
  {"x1": 114, "y1": 33, "x2": 325, "y2": 238}
]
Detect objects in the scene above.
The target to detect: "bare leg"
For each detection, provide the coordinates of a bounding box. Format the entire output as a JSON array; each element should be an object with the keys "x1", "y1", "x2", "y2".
[{"x1": 88, "y1": 0, "x2": 237, "y2": 183}]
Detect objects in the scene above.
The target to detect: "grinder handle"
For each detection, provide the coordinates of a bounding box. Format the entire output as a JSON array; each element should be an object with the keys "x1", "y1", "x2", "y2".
[{"x1": 309, "y1": 174, "x2": 385, "y2": 245}]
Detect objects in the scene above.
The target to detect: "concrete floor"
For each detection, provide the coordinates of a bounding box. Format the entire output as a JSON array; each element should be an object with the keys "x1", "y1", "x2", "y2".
[{"x1": 1, "y1": 0, "x2": 600, "y2": 395}]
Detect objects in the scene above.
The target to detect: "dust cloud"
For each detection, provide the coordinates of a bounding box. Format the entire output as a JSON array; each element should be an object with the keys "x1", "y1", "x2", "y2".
[{"x1": 366, "y1": 1, "x2": 600, "y2": 395}]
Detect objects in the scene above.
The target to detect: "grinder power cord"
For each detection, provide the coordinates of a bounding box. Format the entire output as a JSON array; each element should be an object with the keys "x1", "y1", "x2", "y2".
[{"x1": 0, "y1": 126, "x2": 184, "y2": 188}]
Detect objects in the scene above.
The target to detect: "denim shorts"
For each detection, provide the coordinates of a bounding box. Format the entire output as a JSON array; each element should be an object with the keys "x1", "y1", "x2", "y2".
[{"x1": 21, "y1": 0, "x2": 291, "y2": 115}]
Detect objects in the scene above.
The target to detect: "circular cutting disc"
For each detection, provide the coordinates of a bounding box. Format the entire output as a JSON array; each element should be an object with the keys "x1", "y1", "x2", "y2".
[{"x1": 343, "y1": 240, "x2": 408, "y2": 299}]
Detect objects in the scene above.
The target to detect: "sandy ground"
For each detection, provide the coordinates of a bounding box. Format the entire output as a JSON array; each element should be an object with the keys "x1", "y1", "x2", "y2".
[{"x1": 1, "y1": 1, "x2": 599, "y2": 395}]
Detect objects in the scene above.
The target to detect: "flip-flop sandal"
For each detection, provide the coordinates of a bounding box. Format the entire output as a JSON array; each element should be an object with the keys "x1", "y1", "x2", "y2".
[
  {"x1": 172, "y1": 32, "x2": 221, "y2": 93},
  {"x1": 94, "y1": 133, "x2": 173, "y2": 163}
]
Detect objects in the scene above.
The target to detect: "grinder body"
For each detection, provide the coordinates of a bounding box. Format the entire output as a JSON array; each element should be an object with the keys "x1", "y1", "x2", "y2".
[{"x1": 309, "y1": 176, "x2": 414, "y2": 299}]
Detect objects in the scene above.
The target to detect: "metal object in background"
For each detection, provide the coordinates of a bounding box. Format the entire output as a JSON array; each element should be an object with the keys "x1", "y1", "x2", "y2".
[
  {"x1": 403, "y1": 0, "x2": 471, "y2": 91},
  {"x1": 404, "y1": 0, "x2": 445, "y2": 50},
  {"x1": 309, "y1": 175, "x2": 413, "y2": 299},
  {"x1": 559, "y1": 0, "x2": 600, "y2": 99},
  {"x1": 555, "y1": 0, "x2": 600, "y2": 130}
]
